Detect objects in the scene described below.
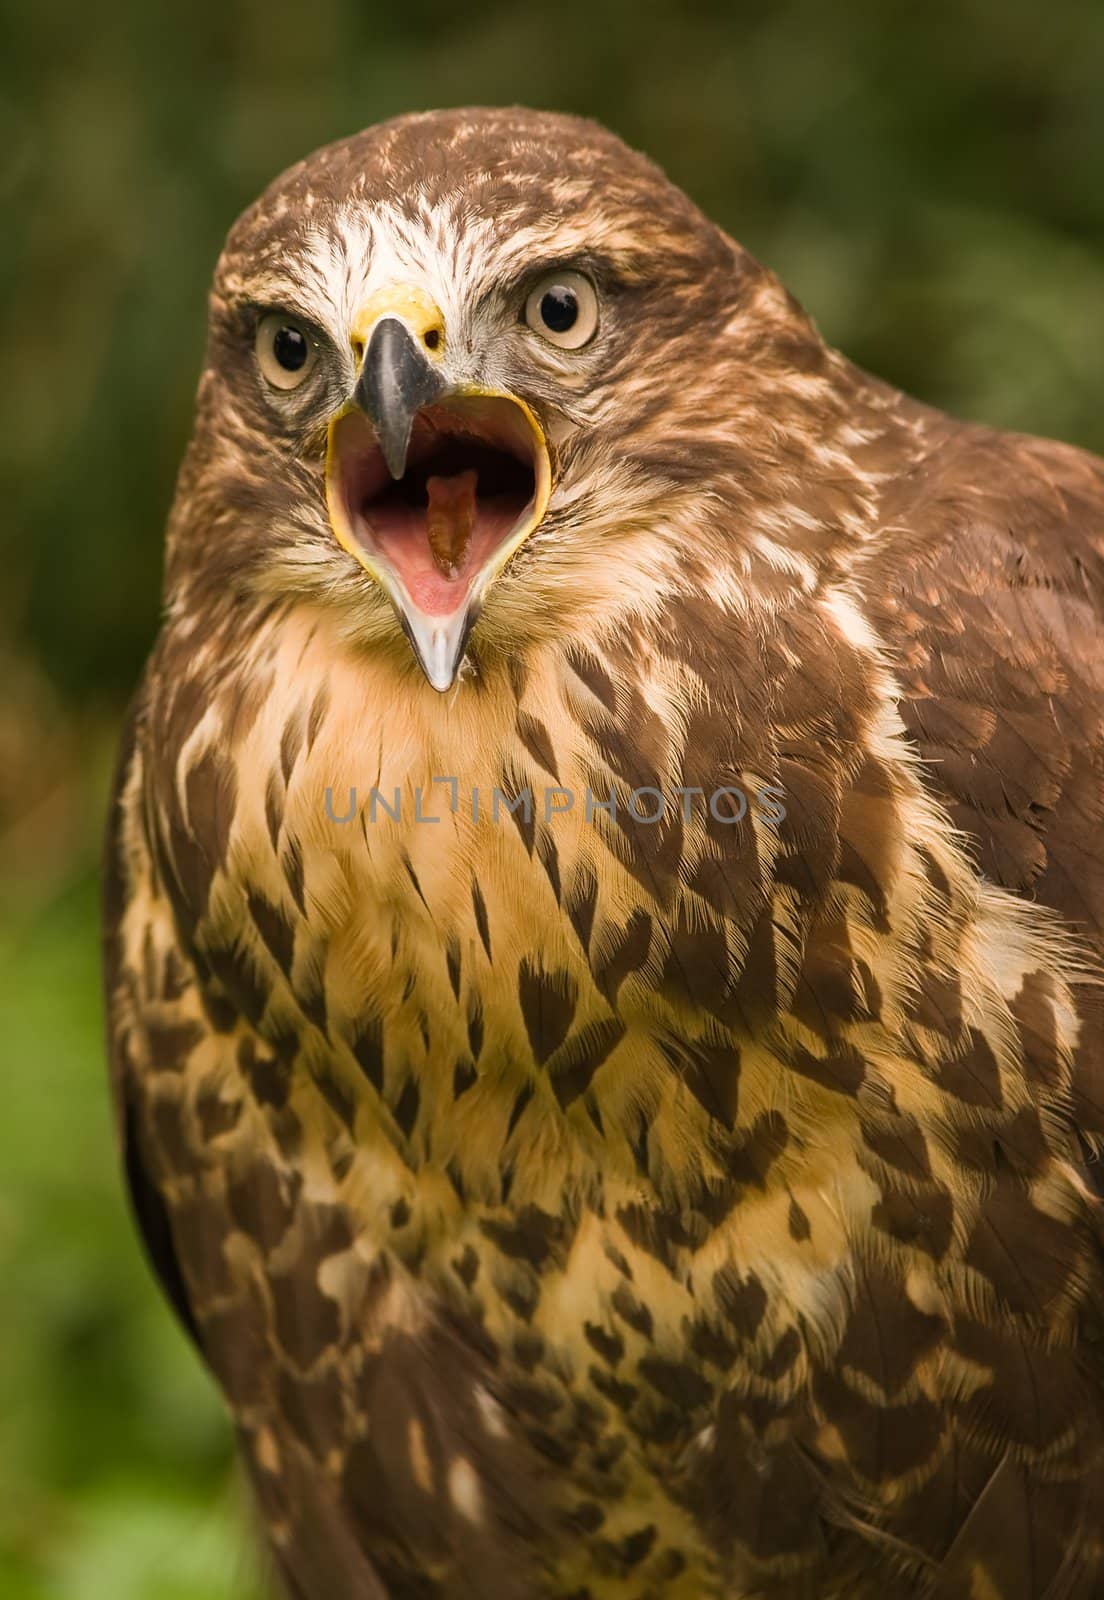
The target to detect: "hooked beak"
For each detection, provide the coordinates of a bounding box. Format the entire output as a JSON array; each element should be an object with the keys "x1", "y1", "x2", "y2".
[
  {"x1": 326, "y1": 296, "x2": 552, "y2": 692},
  {"x1": 354, "y1": 317, "x2": 446, "y2": 480}
]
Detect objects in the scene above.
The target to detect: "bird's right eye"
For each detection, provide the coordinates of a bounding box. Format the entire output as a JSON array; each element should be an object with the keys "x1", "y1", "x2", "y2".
[{"x1": 255, "y1": 313, "x2": 318, "y2": 391}]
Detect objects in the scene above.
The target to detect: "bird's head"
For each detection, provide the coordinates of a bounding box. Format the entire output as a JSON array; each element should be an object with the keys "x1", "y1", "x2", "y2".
[{"x1": 173, "y1": 108, "x2": 840, "y2": 690}]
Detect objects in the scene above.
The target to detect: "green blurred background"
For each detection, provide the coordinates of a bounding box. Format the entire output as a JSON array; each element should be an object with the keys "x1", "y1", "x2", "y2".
[{"x1": 2, "y1": 1, "x2": 1103, "y2": 1594}]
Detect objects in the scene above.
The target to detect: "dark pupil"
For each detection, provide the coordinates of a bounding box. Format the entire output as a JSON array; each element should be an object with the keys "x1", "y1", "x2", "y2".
[
  {"x1": 273, "y1": 325, "x2": 308, "y2": 371},
  {"x1": 540, "y1": 286, "x2": 579, "y2": 333}
]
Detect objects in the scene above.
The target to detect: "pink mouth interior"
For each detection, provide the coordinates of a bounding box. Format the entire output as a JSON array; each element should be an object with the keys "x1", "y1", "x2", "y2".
[{"x1": 333, "y1": 401, "x2": 537, "y2": 616}]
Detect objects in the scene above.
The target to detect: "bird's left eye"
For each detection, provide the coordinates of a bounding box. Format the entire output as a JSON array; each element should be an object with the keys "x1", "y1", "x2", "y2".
[
  {"x1": 523, "y1": 270, "x2": 599, "y2": 350},
  {"x1": 255, "y1": 312, "x2": 319, "y2": 391}
]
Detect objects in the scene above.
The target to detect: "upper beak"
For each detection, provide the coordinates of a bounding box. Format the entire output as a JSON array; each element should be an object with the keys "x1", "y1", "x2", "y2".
[{"x1": 354, "y1": 317, "x2": 445, "y2": 480}]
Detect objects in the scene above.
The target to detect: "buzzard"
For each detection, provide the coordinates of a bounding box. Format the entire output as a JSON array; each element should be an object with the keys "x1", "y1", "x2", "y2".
[{"x1": 103, "y1": 108, "x2": 1104, "y2": 1599}]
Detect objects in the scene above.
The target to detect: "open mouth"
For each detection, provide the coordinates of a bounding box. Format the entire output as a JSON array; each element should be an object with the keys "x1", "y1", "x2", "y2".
[{"x1": 327, "y1": 394, "x2": 549, "y2": 620}]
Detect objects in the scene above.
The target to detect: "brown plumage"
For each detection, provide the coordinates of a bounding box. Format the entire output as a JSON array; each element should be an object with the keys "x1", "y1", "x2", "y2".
[{"x1": 103, "y1": 108, "x2": 1104, "y2": 1599}]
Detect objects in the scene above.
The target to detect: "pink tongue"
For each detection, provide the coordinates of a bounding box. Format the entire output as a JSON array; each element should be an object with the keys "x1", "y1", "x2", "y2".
[
  {"x1": 425, "y1": 469, "x2": 478, "y2": 577},
  {"x1": 365, "y1": 464, "x2": 522, "y2": 617}
]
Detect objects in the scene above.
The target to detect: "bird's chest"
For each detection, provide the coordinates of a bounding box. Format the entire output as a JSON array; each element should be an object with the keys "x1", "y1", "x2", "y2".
[
  {"x1": 268, "y1": 672, "x2": 622, "y2": 1086},
  {"x1": 185, "y1": 620, "x2": 861, "y2": 1358},
  {"x1": 147, "y1": 625, "x2": 919, "y2": 1596},
  {"x1": 182, "y1": 662, "x2": 750, "y2": 1588},
  {"x1": 208, "y1": 626, "x2": 697, "y2": 1198}
]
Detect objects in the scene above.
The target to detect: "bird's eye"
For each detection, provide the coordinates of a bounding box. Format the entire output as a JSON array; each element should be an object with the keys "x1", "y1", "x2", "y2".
[
  {"x1": 523, "y1": 270, "x2": 599, "y2": 350},
  {"x1": 255, "y1": 312, "x2": 319, "y2": 391}
]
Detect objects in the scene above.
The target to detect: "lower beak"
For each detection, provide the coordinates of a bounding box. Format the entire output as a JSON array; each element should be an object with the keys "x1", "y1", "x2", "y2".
[{"x1": 326, "y1": 329, "x2": 551, "y2": 692}]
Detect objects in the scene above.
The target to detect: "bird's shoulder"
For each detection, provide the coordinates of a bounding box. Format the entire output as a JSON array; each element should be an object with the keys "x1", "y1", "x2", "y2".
[{"x1": 863, "y1": 407, "x2": 1104, "y2": 952}]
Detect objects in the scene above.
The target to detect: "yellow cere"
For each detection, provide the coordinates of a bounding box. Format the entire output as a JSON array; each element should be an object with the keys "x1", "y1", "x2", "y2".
[{"x1": 349, "y1": 284, "x2": 446, "y2": 361}]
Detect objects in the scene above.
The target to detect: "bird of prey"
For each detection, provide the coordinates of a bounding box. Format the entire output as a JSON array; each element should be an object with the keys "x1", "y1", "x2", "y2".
[{"x1": 103, "y1": 108, "x2": 1104, "y2": 1599}]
